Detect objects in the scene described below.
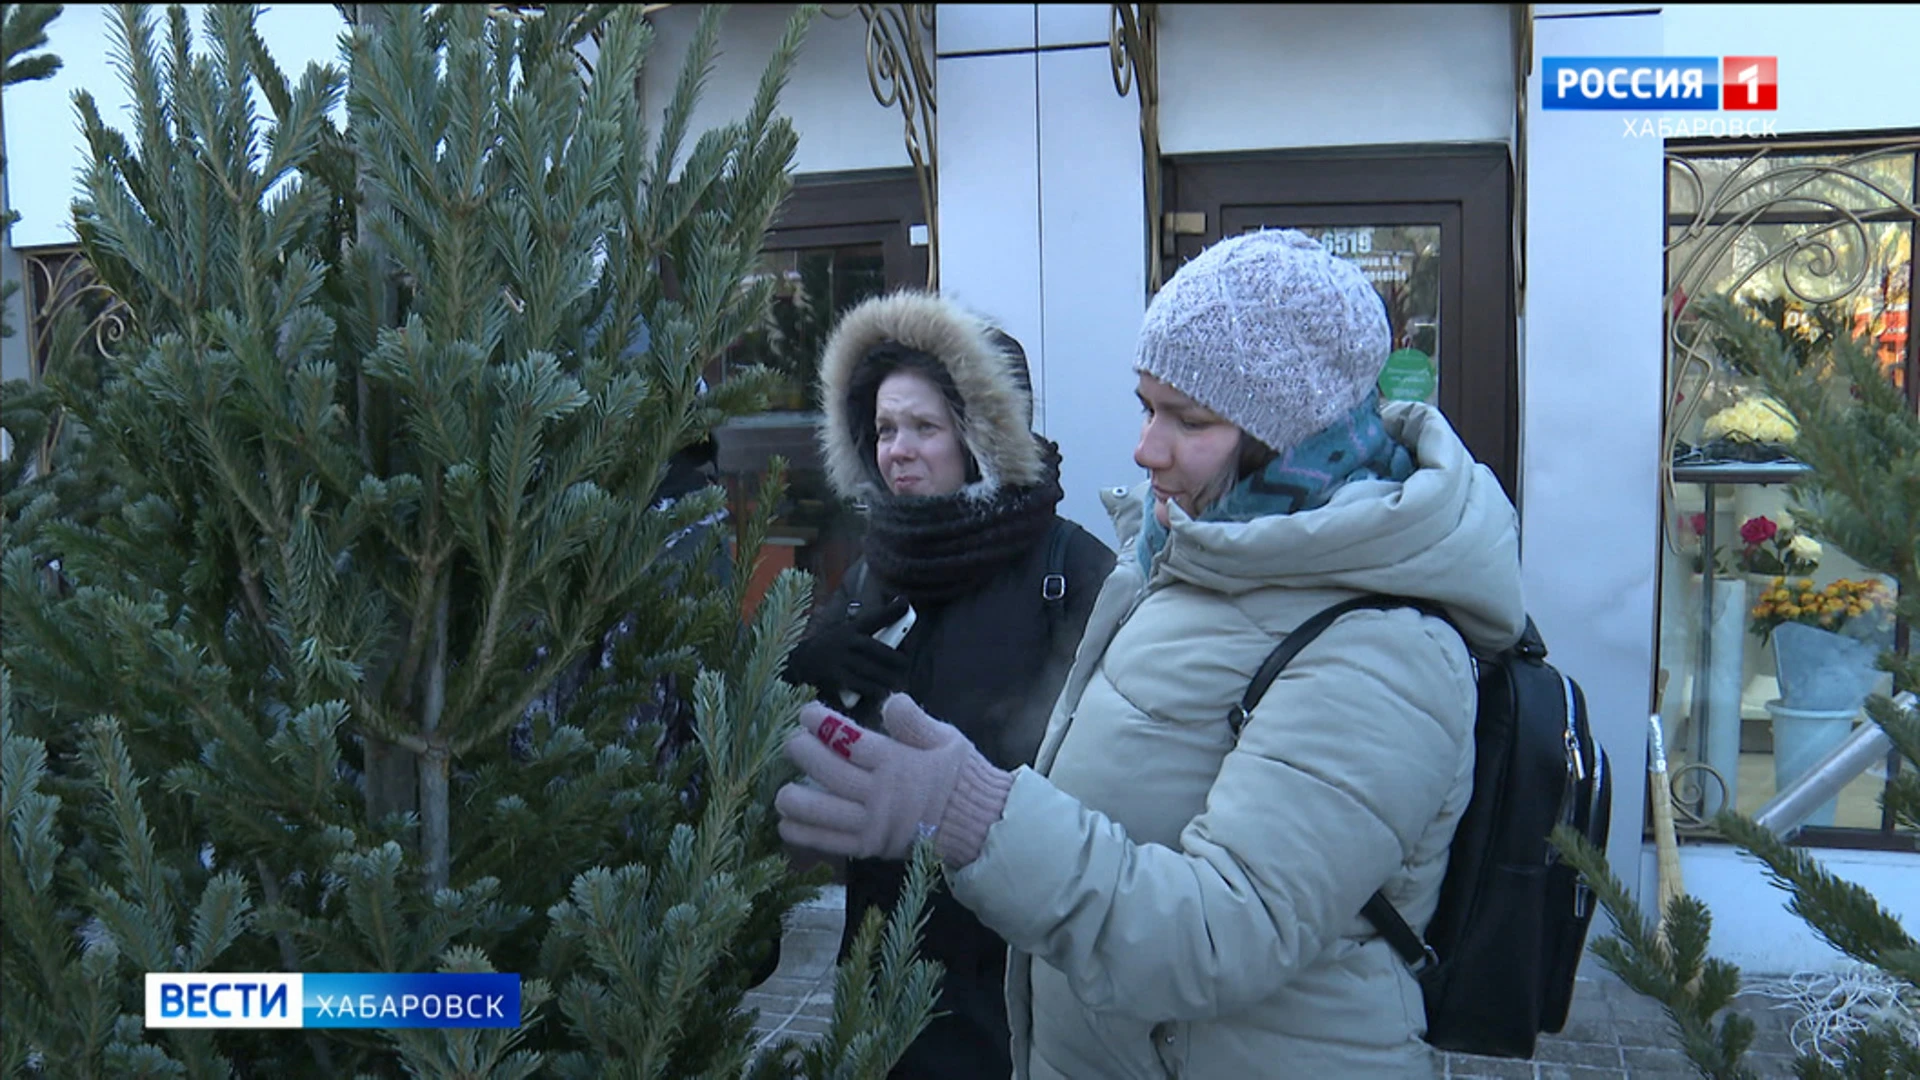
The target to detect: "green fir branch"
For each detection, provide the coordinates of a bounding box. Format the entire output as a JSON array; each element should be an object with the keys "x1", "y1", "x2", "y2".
[
  {"x1": 1551, "y1": 826, "x2": 1758, "y2": 1079},
  {"x1": 1715, "y1": 812, "x2": 1917, "y2": 981}
]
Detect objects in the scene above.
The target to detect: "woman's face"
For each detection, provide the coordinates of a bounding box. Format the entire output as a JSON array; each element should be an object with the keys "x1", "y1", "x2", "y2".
[
  {"x1": 1134, "y1": 372, "x2": 1242, "y2": 527},
  {"x1": 875, "y1": 370, "x2": 968, "y2": 497}
]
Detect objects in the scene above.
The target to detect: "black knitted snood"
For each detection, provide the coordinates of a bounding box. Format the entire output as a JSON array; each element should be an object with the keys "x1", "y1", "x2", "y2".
[{"x1": 860, "y1": 437, "x2": 1064, "y2": 606}]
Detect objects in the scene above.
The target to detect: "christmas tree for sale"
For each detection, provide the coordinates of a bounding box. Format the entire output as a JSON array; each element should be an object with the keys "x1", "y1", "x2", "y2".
[
  {"x1": 0, "y1": 5, "x2": 937, "y2": 1076},
  {"x1": 1555, "y1": 293, "x2": 1918, "y2": 1080}
]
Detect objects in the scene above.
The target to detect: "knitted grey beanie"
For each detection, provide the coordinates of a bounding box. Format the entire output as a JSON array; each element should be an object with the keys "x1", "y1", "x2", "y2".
[{"x1": 1135, "y1": 229, "x2": 1391, "y2": 454}]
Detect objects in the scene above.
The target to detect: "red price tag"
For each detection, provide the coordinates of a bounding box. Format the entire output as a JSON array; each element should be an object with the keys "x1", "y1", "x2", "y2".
[{"x1": 816, "y1": 715, "x2": 862, "y2": 760}]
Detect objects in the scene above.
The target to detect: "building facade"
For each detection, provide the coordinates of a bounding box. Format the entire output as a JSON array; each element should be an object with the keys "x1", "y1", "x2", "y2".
[
  {"x1": 638, "y1": 1, "x2": 1920, "y2": 975},
  {"x1": 5, "y1": 2, "x2": 1916, "y2": 974}
]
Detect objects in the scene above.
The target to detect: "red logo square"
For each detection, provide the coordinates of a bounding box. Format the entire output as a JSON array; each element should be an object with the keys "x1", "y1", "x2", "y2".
[{"x1": 1722, "y1": 56, "x2": 1777, "y2": 111}]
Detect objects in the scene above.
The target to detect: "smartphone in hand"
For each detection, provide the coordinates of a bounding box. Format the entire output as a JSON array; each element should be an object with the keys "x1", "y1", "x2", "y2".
[{"x1": 838, "y1": 604, "x2": 916, "y2": 711}]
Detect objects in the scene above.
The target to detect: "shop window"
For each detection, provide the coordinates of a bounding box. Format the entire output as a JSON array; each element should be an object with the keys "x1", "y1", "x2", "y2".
[
  {"x1": 719, "y1": 244, "x2": 889, "y2": 407},
  {"x1": 708, "y1": 170, "x2": 929, "y2": 614},
  {"x1": 1657, "y1": 135, "x2": 1919, "y2": 849}
]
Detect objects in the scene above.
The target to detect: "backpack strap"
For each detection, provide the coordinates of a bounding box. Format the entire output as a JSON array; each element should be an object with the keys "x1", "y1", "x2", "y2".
[
  {"x1": 1363, "y1": 886, "x2": 1439, "y2": 973},
  {"x1": 1227, "y1": 595, "x2": 1449, "y2": 737},
  {"x1": 1230, "y1": 593, "x2": 1457, "y2": 974},
  {"x1": 1040, "y1": 519, "x2": 1074, "y2": 662},
  {"x1": 1042, "y1": 519, "x2": 1070, "y2": 610}
]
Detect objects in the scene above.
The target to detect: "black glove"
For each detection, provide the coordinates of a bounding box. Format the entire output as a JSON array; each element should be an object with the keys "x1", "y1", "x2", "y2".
[{"x1": 785, "y1": 597, "x2": 912, "y2": 703}]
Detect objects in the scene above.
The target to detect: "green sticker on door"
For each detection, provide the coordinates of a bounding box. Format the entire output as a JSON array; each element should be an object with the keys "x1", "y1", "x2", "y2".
[{"x1": 1378, "y1": 348, "x2": 1436, "y2": 403}]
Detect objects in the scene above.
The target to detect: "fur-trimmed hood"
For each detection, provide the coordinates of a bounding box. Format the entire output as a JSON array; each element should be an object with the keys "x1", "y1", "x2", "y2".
[{"x1": 817, "y1": 291, "x2": 1045, "y2": 500}]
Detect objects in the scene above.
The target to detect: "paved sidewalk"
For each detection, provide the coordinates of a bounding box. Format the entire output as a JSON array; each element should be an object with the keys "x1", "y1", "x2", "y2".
[
  {"x1": 743, "y1": 887, "x2": 845, "y2": 1051},
  {"x1": 744, "y1": 886, "x2": 1808, "y2": 1078}
]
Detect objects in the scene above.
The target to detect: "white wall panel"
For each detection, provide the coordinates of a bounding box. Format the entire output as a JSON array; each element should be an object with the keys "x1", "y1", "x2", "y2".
[
  {"x1": 1157, "y1": 5, "x2": 1516, "y2": 155},
  {"x1": 1037, "y1": 5, "x2": 1112, "y2": 49},
  {"x1": 1533, "y1": 3, "x2": 1661, "y2": 14},
  {"x1": 1037, "y1": 47, "x2": 1148, "y2": 545},
  {"x1": 935, "y1": 4, "x2": 1036, "y2": 56},
  {"x1": 1663, "y1": 4, "x2": 1920, "y2": 135},
  {"x1": 642, "y1": 6, "x2": 908, "y2": 178},
  {"x1": 1524, "y1": 9, "x2": 1665, "y2": 891},
  {"x1": 936, "y1": 51, "x2": 1046, "y2": 428}
]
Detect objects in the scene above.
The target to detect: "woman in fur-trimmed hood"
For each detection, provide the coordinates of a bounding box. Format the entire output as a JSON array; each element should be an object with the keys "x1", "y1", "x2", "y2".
[
  {"x1": 782, "y1": 291, "x2": 1115, "y2": 1080},
  {"x1": 816, "y1": 291, "x2": 1071, "y2": 604}
]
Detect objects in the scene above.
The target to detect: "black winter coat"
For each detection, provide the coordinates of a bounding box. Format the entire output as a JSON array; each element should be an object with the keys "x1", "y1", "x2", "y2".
[{"x1": 802, "y1": 516, "x2": 1114, "y2": 1080}]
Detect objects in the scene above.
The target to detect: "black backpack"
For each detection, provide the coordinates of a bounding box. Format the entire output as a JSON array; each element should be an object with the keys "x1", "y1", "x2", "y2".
[{"x1": 1232, "y1": 594, "x2": 1612, "y2": 1059}]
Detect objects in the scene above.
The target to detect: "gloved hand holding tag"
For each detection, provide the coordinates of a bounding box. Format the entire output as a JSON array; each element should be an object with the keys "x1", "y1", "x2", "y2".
[{"x1": 775, "y1": 695, "x2": 1014, "y2": 867}]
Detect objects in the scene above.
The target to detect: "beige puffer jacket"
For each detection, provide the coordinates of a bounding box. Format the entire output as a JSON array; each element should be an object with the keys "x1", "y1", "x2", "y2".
[{"x1": 948, "y1": 402, "x2": 1527, "y2": 1079}]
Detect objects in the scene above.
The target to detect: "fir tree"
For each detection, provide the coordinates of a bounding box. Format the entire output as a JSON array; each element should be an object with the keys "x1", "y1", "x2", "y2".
[
  {"x1": 1555, "y1": 293, "x2": 1919, "y2": 1079},
  {"x1": 1, "y1": 3, "x2": 63, "y2": 85},
  {"x1": 1, "y1": 4, "x2": 937, "y2": 1075}
]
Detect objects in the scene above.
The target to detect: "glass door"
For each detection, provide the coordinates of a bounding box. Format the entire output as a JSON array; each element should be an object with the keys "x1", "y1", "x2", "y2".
[
  {"x1": 1166, "y1": 148, "x2": 1515, "y2": 497},
  {"x1": 1219, "y1": 208, "x2": 1453, "y2": 409}
]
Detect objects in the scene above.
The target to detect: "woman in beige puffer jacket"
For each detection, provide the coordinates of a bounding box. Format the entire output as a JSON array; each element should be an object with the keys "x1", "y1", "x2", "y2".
[{"x1": 776, "y1": 229, "x2": 1528, "y2": 1079}]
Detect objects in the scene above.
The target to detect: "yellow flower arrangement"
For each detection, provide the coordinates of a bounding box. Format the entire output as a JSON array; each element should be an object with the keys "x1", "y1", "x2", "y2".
[
  {"x1": 1748, "y1": 576, "x2": 1894, "y2": 644},
  {"x1": 1703, "y1": 396, "x2": 1798, "y2": 445}
]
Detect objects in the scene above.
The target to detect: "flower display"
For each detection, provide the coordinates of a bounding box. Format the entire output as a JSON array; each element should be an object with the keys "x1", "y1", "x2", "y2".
[
  {"x1": 1702, "y1": 396, "x2": 1798, "y2": 445},
  {"x1": 1682, "y1": 511, "x2": 1735, "y2": 575},
  {"x1": 1749, "y1": 577, "x2": 1895, "y2": 644},
  {"x1": 1732, "y1": 514, "x2": 1821, "y2": 577},
  {"x1": 1682, "y1": 511, "x2": 1822, "y2": 578}
]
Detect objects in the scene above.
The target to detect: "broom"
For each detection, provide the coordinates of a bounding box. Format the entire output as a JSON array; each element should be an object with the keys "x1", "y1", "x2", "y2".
[{"x1": 1647, "y1": 670, "x2": 1685, "y2": 934}]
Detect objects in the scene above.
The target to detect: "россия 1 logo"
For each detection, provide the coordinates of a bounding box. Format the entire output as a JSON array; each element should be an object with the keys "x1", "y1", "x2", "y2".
[{"x1": 1542, "y1": 56, "x2": 1777, "y2": 111}]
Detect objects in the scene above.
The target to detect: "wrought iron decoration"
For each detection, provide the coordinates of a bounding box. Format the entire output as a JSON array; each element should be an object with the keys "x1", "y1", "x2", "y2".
[
  {"x1": 1662, "y1": 141, "x2": 1920, "y2": 538},
  {"x1": 1109, "y1": 4, "x2": 1161, "y2": 292},
  {"x1": 19, "y1": 247, "x2": 130, "y2": 473},
  {"x1": 837, "y1": 4, "x2": 939, "y2": 289}
]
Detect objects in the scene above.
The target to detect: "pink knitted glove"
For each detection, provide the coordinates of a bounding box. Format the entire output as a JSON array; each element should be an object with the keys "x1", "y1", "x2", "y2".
[{"x1": 775, "y1": 694, "x2": 1014, "y2": 867}]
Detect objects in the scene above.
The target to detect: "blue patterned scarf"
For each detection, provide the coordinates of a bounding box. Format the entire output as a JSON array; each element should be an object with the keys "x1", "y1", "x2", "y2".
[{"x1": 1138, "y1": 392, "x2": 1415, "y2": 573}]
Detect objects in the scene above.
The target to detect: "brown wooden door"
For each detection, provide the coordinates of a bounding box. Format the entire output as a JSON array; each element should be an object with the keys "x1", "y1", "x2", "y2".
[
  {"x1": 1165, "y1": 147, "x2": 1518, "y2": 501},
  {"x1": 710, "y1": 169, "x2": 930, "y2": 612}
]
